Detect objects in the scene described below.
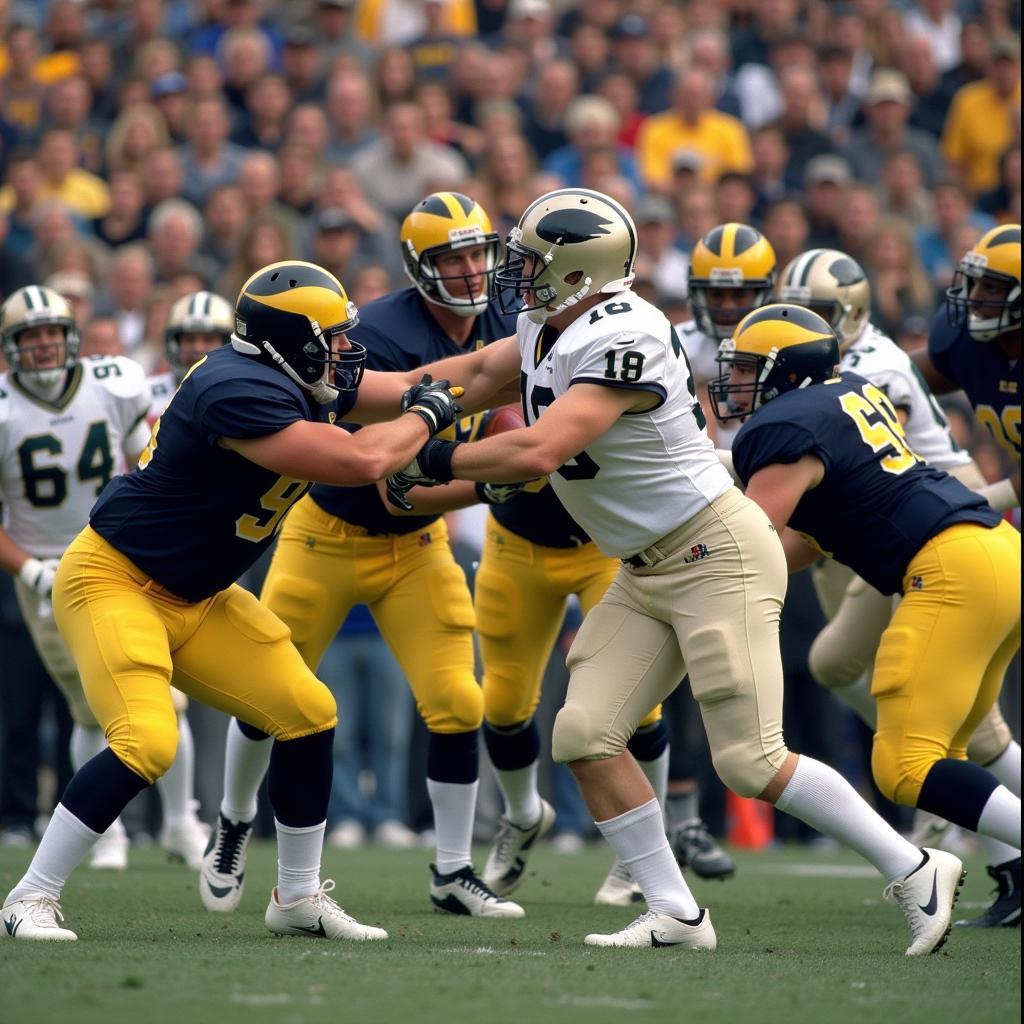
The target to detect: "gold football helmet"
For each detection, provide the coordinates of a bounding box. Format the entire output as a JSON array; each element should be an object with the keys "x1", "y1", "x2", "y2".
[
  {"x1": 688, "y1": 223, "x2": 776, "y2": 342},
  {"x1": 709, "y1": 303, "x2": 839, "y2": 422},
  {"x1": 495, "y1": 188, "x2": 636, "y2": 324},
  {"x1": 165, "y1": 290, "x2": 235, "y2": 379},
  {"x1": 946, "y1": 224, "x2": 1021, "y2": 342},
  {"x1": 0, "y1": 285, "x2": 80, "y2": 386},
  {"x1": 778, "y1": 248, "x2": 871, "y2": 351},
  {"x1": 401, "y1": 191, "x2": 501, "y2": 318}
]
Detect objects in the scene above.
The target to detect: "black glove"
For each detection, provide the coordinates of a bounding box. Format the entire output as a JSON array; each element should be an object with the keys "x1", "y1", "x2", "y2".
[
  {"x1": 402, "y1": 374, "x2": 464, "y2": 435},
  {"x1": 385, "y1": 439, "x2": 462, "y2": 510},
  {"x1": 475, "y1": 481, "x2": 531, "y2": 505}
]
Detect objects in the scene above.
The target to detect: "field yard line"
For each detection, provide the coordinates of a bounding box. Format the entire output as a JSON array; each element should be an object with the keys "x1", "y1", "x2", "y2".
[
  {"x1": 742, "y1": 863, "x2": 880, "y2": 878},
  {"x1": 554, "y1": 996, "x2": 655, "y2": 1010}
]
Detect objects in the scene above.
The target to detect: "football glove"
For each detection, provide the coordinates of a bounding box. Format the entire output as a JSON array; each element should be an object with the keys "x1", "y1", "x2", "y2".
[
  {"x1": 475, "y1": 481, "x2": 534, "y2": 504},
  {"x1": 385, "y1": 438, "x2": 462, "y2": 510},
  {"x1": 19, "y1": 557, "x2": 60, "y2": 599},
  {"x1": 402, "y1": 374, "x2": 465, "y2": 435}
]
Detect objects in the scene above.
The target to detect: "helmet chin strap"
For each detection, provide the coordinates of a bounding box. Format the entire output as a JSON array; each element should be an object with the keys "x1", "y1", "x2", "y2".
[{"x1": 261, "y1": 338, "x2": 339, "y2": 405}]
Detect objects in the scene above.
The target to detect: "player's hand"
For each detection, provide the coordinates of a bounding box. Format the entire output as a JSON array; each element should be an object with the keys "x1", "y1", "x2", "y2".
[
  {"x1": 385, "y1": 455, "x2": 444, "y2": 511},
  {"x1": 18, "y1": 557, "x2": 60, "y2": 599},
  {"x1": 402, "y1": 375, "x2": 465, "y2": 435},
  {"x1": 476, "y1": 481, "x2": 535, "y2": 504}
]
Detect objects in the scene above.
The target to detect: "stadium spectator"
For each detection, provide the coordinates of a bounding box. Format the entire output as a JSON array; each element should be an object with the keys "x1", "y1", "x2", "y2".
[
  {"x1": 0, "y1": 151, "x2": 43, "y2": 256},
  {"x1": 94, "y1": 243, "x2": 154, "y2": 363},
  {"x1": 877, "y1": 149, "x2": 935, "y2": 229},
  {"x1": 177, "y1": 96, "x2": 247, "y2": 208},
  {"x1": 901, "y1": 33, "x2": 959, "y2": 140},
  {"x1": 633, "y1": 193, "x2": 688, "y2": 306},
  {"x1": 977, "y1": 146, "x2": 1022, "y2": 223},
  {"x1": 148, "y1": 197, "x2": 218, "y2": 287},
  {"x1": 802, "y1": 154, "x2": 852, "y2": 250},
  {"x1": 236, "y1": 150, "x2": 300, "y2": 247},
  {"x1": 277, "y1": 142, "x2": 321, "y2": 216},
  {"x1": 520, "y1": 57, "x2": 580, "y2": 160},
  {"x1": 199, "y1": 182, "x2": 249, "y2": 277},
  {"x1": 233, "y1": 72, "x2": 293, "y2": 150},
  {"x1": 903, "y1": 0, "x2": 962, "y2": 74},
  {"x1": 916, "y1": 178, "x2": 995, "y2": 288},
  {"x1": 373, "y1": 45, "x2": 418, "y2": 106},
  {"x1": 774, "y1": 64, "x2": 836, "y2": 176},
  {"x1": 279, "y1": 26, "x2": 328, "y2": 103},
  {"x1": 218, "y1": 25, "x2": 273, "y2": 120},
  {"x1": 1, "y1": 24, "x2": 48, "y2": 134},
  {"x1": 33, "y1": 128, "x2": 109, "y2": 219},
  {"x1": 218, "y1": 215, "x2": 292, "y2": 300},
  {"x1": 104, "y1": 104, "x2": 171, "y2": 177},
  {"x1": 310, "y1": 0, "x2": 369, "y2": 68},
  {"x1": 835, "y1": 181, "x2": 883, "y2": 264},
  {"x1": 140, "y1": 146, "x2": 187, "y2": 211},
  {"x1": 324, "y1": 70, "x2": 379, "y2": 164},
  {"x1": 610, "y1": 14, "x2": 674, "y2": 116},
  {"x1": 862, "y1": 217, "x2": 938, "y2": 338},
  {"x1": 749, "y1": 124, "x2": 801, "y2": 221},
  {"x1": 760, "y1": 195, "x2": 811, "y2": 271}
]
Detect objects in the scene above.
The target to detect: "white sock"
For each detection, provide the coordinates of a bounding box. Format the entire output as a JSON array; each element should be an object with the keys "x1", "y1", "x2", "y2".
[
  {"x1": 426, "y1": 779, "x2": 478, "y2": 874},
  {"x1": 774, "y1": 755, "x2": 921, "y2": 881},
  {"x1": 596, "y1": 798, "x2": 700, "y2": 920},
  {"x1": 494, "y1": 762, "x2": 542, "y2": 829},
  {"x1": 637, "y1": 748, "x2": 670, "y2": 811},
  {"x1": 156, "y1": 712, "x2": 194, "y2": 827},
  {"x1": 6, "y1": 804, "x2": 100, "y2": 905},
  {"x1": 274, "y1": 819, "x2": 325, "y2": 905},
  {"x1": 70, "y1": 723, "x2": 106, "y2": 771},
  {"x1": 220, "y1": 719, "x2": 271, "y2": 824},
  {"x1": 977, "y1": 785, "x2": 1022, "y2": 849},
  {"x1": 832, "y1": 678, "x2": 877, "y2": 728},
  {"x1": 985, "y1": 742, "x2": 1021, "y2": 797},
  {"x1": 978, "y1": 834, "x2": 1020, "y2": 866}
]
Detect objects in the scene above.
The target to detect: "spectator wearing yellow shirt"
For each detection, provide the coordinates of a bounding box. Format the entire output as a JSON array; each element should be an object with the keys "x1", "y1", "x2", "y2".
[
  {"x1": 0, "y1": 130, "x2": 110, "y2": 221},
  {"x1": 636, "y1": 67, "x2": 753, "y2": 191},
  {"x1": 354, "y1": 0, "x2": 476, "y2": 47},
  {"x1": 942, "y1": 36, "x2": 1020, "y2": 193}
]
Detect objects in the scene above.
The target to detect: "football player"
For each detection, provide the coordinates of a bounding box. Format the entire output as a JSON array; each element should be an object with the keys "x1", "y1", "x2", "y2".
[
  {"x1": 201, "y1": 193, "x2": 527, "y2": 919},
  {"x1": 386, "y1": 188, "x2": 966, "y2": 955},
  {"x1": 912, "y1": 224, "x2": 1022, "y2": 926},
  {"x1": 0, "y1": 285, "x2": 208, "y2": 872},
  {"x1": 714, "y1": 303, "x2": 1020, "y2": 945},
  {"x1": 0, "y1": 260, "x2": 464, "y2": 940}
]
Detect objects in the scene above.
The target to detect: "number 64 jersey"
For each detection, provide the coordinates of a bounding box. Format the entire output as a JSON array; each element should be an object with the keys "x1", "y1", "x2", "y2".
[
  {"x1": 517, "y1": 291, "x2": 733, "y2": 558},
  {"x1": 0, "y1": 356, "x2": 151, "y2": 559}
]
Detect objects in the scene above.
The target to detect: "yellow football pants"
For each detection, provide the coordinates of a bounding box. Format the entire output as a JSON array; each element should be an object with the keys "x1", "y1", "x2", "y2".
[
  {"x1": 52, "y1": 526, "x2": 337, "y2": 783},
  {"x1": 260, "y1": 495, "x2": 481, "y2": 733},
  {"x1": 871, "y1": 521, "x2": 1022, "y2": 807},
  {"x1": 474, "y1": 514, "x2": 663, "y2": 728}
]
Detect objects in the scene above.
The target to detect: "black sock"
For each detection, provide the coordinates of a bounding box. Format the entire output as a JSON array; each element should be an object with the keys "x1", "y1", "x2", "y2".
[
  {"x1": 627, "y1": 718, "x2": 669, "y2": 762},
  {"x1": 916, "y1": 757, "x2": 1001, "y2": 832},
  {"x1": 427, "y1": 730, "x2": 479, "y2": 785},
  {"x1": 60, "y1": 748, "x2": 150, "y2": 834},
  {"x1": 236, "y1": 719, "x2": 271, "y2": 741},
  {"x1": 268, "y1": 729, "x2": 334, "y2": 827},
  {"x1": 483, "y1": 718, "x2": 540, "y2": 772}
]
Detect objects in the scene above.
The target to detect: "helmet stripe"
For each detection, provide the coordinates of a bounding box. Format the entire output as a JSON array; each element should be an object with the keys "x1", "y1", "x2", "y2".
[
  {"x1": 741, "y1": 303, "x2": 834, "y2": 336},
  {"x1": 703, "y1": 225, "x2": 725, "y2": 257},
  {"x1": 732, "y1": 225, "x2": 759, "y2": 257},
  {"x1": 795, "y1": 249, "x2": 825, "y2": 288},
  {"x1": 987, "y1": 226, "x2": 1021, "y2": 248},
  {"x1": 448, "y1": 192, "x2": 476, "y2": 217},
  {"x1": 418, "y1": 194, "x2": 457, "y2": 219}
]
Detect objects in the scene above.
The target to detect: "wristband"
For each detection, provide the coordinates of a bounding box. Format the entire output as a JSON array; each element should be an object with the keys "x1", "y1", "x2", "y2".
[
  {"x1": 475, "y1": 482, "x2": 498, "y2": 505},
  {"x1": 419, "y1": 439, "x2": 462, "y2": 482},
  {"x1": 976, "y1": 477, "x2": 1019, "y2": 511}
]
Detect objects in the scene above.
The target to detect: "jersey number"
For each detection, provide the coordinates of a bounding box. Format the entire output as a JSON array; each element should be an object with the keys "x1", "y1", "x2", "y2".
[
  {"x1": 839, "y1": 383, "x2": 922, "y2": 475},
  {"x1": 527, "y1": 383, "x2": 600, "y2": 480},
  {"x1": 18, "y1": 422, "x2": 114, "y2": 507},
  {"x1": 235, "y1": 477, "x2": 309, "y2": 543},
  {"x1": 974, "y1": 403, "x2": 1021, "y2": 459}
]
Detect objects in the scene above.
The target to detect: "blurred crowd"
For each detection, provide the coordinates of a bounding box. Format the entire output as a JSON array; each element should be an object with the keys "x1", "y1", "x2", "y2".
[{"x1": 0, "y1": 0, "x2": 1020, "y2": 848}]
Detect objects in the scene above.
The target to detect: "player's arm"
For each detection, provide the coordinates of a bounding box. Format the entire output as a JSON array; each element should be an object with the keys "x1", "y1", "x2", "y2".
[
  {"x1": 977, "y1": 470, "x2": 1021, "y2": 511},
  {"x1": 743, "y1": 455, "x2": 826, "y2": 573},
  {"x1": 0, "y1": 525, "x2": 58, "y2": 597}
]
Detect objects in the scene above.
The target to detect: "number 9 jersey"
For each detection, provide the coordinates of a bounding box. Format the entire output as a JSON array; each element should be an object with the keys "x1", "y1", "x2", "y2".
[
  {"x1": 0, "y1": 355, "x2": 151, "y2": 559},
  {"x1": 732, "y1": 371, "x2": 1001, "y2": 595}
]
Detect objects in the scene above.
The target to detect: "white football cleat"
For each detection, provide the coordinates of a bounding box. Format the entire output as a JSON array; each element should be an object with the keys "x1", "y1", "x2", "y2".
[
  {"x1": 1, "y1": 894, "x2": 77, "y2": 941},
  {"x1": 584, "y1": 908, "x2": 716, "y2": 949},
  {"x1": 199, "y1": 813, "x2": 254, "y2": 913},
  {"x1": 483, "y1": 799, "x2": 556, "y2": 896},
  {"x1": 160, "y1": 802, "x2": 211, "y2": 870},
  {"x1": 89, "y1": 819, "x2": 129, "y2": 871},
  {"x1": 884, "y1": 848, "x2": 965, "y2": 956},
  {"x1": 594, "y1": 857, "x2": 644, "y2": 906},
  {"x1": 265, "y1": 880, "x2": 388, "y2": 941},
  {"x1": 430, "y1": 864, "x2": 526, "y2": 918}
]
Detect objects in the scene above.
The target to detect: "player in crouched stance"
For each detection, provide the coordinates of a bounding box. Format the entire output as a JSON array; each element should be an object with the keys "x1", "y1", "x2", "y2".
[
  {"x1": 0, "y1": 261, "x2": 463, "y2": 942},
  {"x1": 386, "y1": 189, "x2": 967, "y2": 955}
]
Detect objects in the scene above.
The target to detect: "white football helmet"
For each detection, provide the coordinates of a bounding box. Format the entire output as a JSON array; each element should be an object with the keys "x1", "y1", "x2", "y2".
[
  {"x1": 165, "y1": 290, "x2": 234, "y2": 379},
  {"x1": 1, "y1": 285, "x2": 80, "y2": 386},
  {"x1": 778, "y1": 248, "x2": 871, "y2": 351}
]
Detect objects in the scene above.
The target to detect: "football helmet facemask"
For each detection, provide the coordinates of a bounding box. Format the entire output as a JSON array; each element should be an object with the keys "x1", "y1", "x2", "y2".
[
  {"x1": 165, "y1": 290, "x2": 235, "y2": 380},
  {"x1": 946, "y1": 224, "x2": 1021, "y2": 343},
  {"x1": 401, "y1": 191, "x2": 501, "y2": 318},
  {"x1": 709, "y1": 303, "x2": 839, "y2": 423},
  {"x1": 778, "y1": 248, "x2": 871, "y2": 351},
  {"x1": 495, "y1": 188, "x2": 636, "y2": 324},
  {"x1": 688, "y1": 223, "x2": 776, "y2": 342},
  {"x1": 0, "y1": 285, "x2": 80, "y2": 387},
  {"x1": 231, "y1": 261, "x2": 364, "y2": 404}
]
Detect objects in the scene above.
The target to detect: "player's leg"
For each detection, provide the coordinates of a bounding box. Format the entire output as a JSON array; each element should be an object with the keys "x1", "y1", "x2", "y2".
[
  {"x1": 172, "y1": 582, "x2": 386, "y2": 941},
  {"x1": 373, "y1": 520, "x2": 523, "y2": 918},
  {"x1": 476, "y1": 523, "x2": 569, "y2": 893},
  {"x1": 668, "y1": 490, "x2": 956, "y2": 956},
  {"x1": 871, "y1": 522, "x2": 1021, "y2": 851},
  {"x1": 553, "y1": 581, "x2": 715, "y2": 949},
  {"x1": 3, "y1": 530, "x2": 180, "y2": 941}
]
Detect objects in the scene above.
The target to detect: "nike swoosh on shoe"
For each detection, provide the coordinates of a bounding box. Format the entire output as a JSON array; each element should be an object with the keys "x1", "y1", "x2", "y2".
[
  {"x1": 918, "y1": 873, "x2": 939, "y2": 916},
  {"x1": 650, "y1": 931, "x2": 682, "y2": 947},
  {"x1": 4, "y1": 915, "x2": 19, "y2": 937},
  {"x1": 292, "y1": 918, "x2": 327, "y2": 937}
]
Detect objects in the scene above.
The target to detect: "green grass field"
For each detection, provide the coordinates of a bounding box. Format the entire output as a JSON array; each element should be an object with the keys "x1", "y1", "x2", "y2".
[{"x1": 0, "y1": 842, "x2": 1018, "y2": 1024}]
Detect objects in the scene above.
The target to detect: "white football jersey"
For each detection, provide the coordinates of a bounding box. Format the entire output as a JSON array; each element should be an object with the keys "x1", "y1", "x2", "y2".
[
  {"x1": 674, "y1": 319, "x2": 741, "y2": 450},
  {"x1": 0, "y1": 356, "x2": 152, "y2": 558},
  {"x1": 517, "y1": 292, "x2": 733, "y2": 558},
  {"x1": 842, "y1": 323, "x2": 971, "y2": 470},
  {"x1": 147, "y1": 369, "x2": 177, "y2": 421}
]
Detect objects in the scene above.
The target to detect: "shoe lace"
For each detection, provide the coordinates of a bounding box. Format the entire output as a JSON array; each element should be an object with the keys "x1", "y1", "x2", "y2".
[
  {"x1": 26, "y1": 894, "x2": 65, "y2": 927},
  {"x1": 309, "y1": 879, "x2": 353, "y2": 919},
  {"x1": 213, "y1": 817, "x2": 251, "y2": 875},
  {"x1": 490, "y1": 818, "x2": 519, "y2": 863},
  {"x1": 458, "y1": 869, "x2": 504, "y2": 902},
  {"x1": 882, "y1": 879, "x2": 926, "y2": 941}
]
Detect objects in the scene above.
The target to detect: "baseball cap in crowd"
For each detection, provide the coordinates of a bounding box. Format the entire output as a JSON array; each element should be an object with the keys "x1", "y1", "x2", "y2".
[
  {"x1": 315, "y1": 208, "x2": 359, "y2": 233},
  {"x1": 634, "y1": 195, "x2": 676, "y2": 226},
  {"x1": 151, "y1": 72, "x2": 187, "y2": 100},
  {"x1": 285, "y1": 25, "x2": 317, "y2": 47},
  {"x1": 614, "y1": 14, "x2": 651, "y2": 40},
  {"x1": 507, "y1": 0, "x2": 552, "y2": 19},
  {"x1": 804, "y1": 154, "x2": 853, "y2": 188},
  {"x1": 671, "y1": 149, "x2": 704, "y2": 174},
  {"x1": 865, "y1": 69, "x2": 912, "y2": 105},
  {"x1": 991, "y1": 36, "x2": 1020, "y2": 61}
]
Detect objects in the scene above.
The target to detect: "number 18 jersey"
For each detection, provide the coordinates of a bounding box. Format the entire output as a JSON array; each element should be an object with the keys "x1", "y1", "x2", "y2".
[
  {"x1": 0, "y1": 357, "x2": 150, "y2": 559},
  {"x1": 516, "y1": 292, "x2": 732, "y2": 558}
]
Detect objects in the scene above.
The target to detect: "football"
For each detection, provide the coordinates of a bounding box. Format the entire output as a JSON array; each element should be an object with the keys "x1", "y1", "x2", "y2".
[{"x1": 482, "y1": 404, "x2": 526, "y2": 437}]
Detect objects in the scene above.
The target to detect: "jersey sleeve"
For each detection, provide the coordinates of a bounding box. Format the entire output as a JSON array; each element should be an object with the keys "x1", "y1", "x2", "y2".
[
  {"x1": 568, "y1": 329, "x2": 669, "y2": 409},
  {"x1": 927, "y1": 307, "x2": 958, "y2": 381},
  {"x1": 101, "y1": 357, "x2": 153, "y2": 440},
  {"x1": 732, "y1": 419, "x2": 826, "y2": 486},
  {"x1": 195, "y1": 378, "x2": 308, "y2": 445},
  {"x1": 869, "y1": 366, "x2": 915, "y2": 412},
  {"x1": 350, "y1": 320, "x2": 413, "y2": 373}
]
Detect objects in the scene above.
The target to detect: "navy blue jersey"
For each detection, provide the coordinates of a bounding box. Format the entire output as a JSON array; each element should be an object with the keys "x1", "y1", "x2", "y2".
[
  {"x1": 310, "y1": 288, "x2": 518, "y2": 535},
  {"x1": 732, "y1": 372, "x2": 1001, "y2": 595},
  {"x1": 90, "y1": 346, "x2": 346, "y2": 601},
  {"x1": 490, "y1": 480, "x2": 592, "y2": 548},
  {"x1": 929, "y1": 306, "x2": 1021, "y2": 464}
]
